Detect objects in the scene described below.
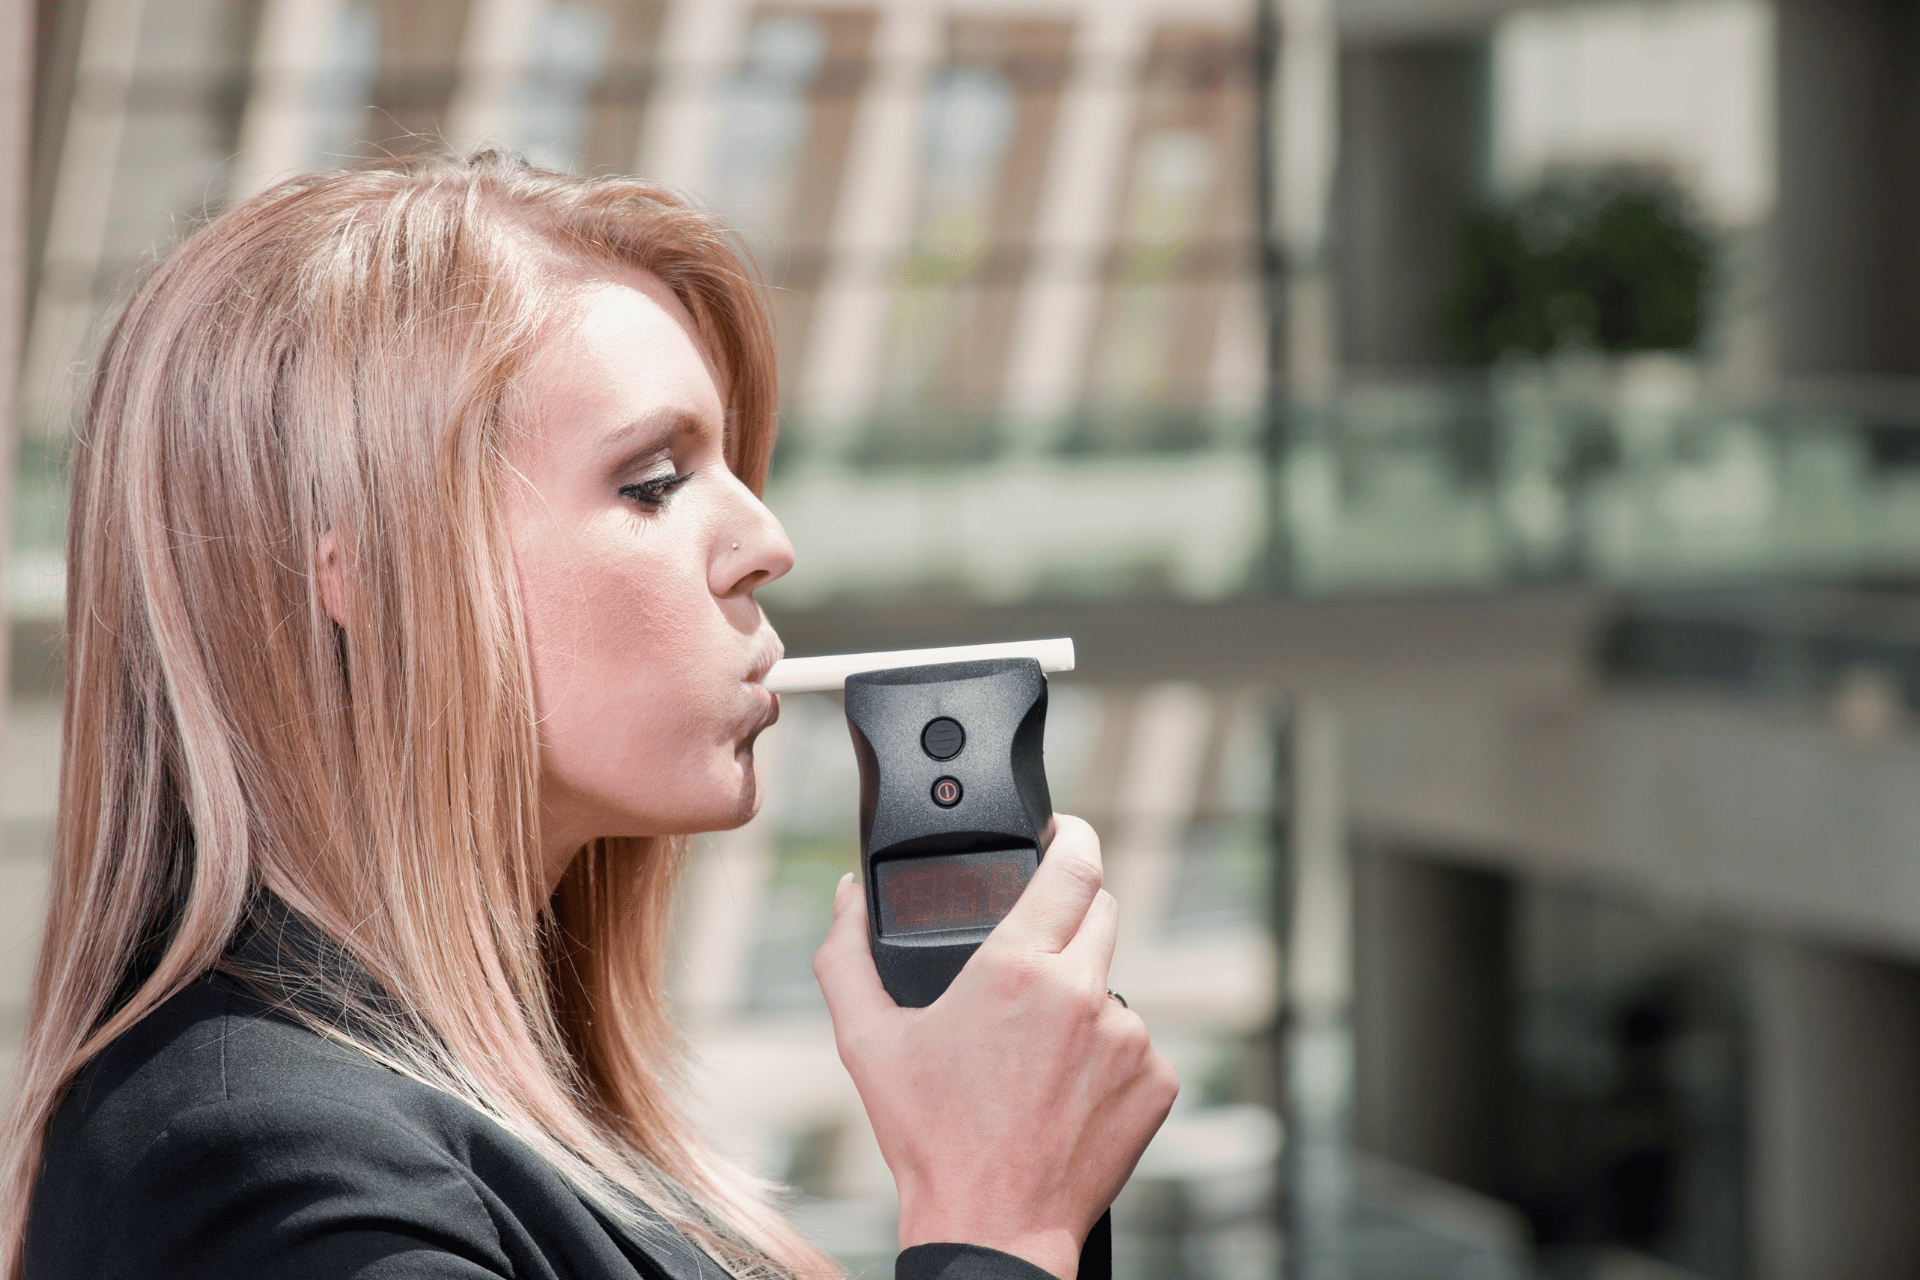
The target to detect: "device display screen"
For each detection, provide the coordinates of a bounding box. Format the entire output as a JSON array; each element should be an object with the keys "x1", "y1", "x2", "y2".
[{"x1": 874, "y1": 846, "x2": 1038, "y2": 936}]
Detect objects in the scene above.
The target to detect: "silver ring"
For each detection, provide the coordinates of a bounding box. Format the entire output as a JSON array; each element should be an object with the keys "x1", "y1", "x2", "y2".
[{"x1": 1106, "y1": 989, "x2": 1128, "y2": 1009}]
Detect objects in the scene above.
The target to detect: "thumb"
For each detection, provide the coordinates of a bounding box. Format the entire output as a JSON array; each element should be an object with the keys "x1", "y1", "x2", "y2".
[{"x1": 813, "y1": 873, "x2": 896, "y2": 1029}]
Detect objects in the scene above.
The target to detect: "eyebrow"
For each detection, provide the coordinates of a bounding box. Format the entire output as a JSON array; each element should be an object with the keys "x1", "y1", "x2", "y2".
[{"x1": 598, "y1": 407, "x2": 712, "y2": 467}]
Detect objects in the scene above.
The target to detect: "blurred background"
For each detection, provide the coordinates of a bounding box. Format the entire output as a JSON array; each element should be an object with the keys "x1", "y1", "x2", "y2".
[{"x1": 6, "y1": 0, "x2": 1920, "y2": 1276}]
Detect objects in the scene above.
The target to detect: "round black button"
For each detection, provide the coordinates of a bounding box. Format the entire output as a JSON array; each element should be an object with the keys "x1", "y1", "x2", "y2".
[
  {"x1": 931, "y1": 776, "x2": 963, "y2": 808},
  {"x1": 921, "y1": 717, "x2": 965, "y2": 761}
]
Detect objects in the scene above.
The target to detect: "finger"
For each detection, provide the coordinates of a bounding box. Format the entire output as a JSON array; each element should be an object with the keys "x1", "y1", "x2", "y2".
[
  {"x1": 813, "y1": 873, "x2": 895, "y2": 1027},
  {"x1": 1060, "y1": 886, "x2": 1119, "y2": 979},
  {"x1": 990, "y1": 813, "x2": 1103, "y2": 956}
]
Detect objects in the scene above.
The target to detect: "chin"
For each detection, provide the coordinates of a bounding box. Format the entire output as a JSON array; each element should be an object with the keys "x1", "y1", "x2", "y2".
[
  {"x1": 717, "y1": 759, "x2": 765, "y2": 830},
  {"x1": 655, "y1": 760, "x2": 763, "y2": 837}
]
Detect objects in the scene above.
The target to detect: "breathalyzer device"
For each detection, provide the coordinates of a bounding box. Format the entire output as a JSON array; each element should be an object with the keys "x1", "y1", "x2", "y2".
[
  {"x1": 765, "y1": 638, "x2": 1073, "y2": 1004},
  {"x1": 844, "y1": 657, "x2": 1051, "y2": 1007},
  {"x1": 764, "y1": 638, "x2": 1113, "y2": 1275}
]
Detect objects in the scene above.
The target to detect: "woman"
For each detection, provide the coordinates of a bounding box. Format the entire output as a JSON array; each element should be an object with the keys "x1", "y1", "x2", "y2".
[{"x1": 0, "y1": 153, "x2": 1176, "y2": 1279}]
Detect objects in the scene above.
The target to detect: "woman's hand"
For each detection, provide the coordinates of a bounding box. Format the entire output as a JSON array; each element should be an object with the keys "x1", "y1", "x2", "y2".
[{"x1": 812, "y1": 815, "x2": 1179, "y2": 1280}]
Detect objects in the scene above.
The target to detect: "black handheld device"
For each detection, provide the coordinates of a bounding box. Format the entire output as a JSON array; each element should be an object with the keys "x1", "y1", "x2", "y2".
[
  {"x1": 842, "y1": 655, "x2": 1112, "y2": 1276},
  {"x1": 844, "y1": 657, "x2": 1051, "y2": 1007}
]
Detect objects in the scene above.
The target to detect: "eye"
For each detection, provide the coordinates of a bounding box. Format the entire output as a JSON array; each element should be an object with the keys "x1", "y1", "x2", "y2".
[{"x1": 618, "y1": 468, "x2": 696, "y2": 511}]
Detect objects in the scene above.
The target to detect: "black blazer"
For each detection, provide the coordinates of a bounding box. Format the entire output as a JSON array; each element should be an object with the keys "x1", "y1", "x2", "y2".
[{"x1": 25, "y1": 910, "x2": 1051, "y2": 1280}]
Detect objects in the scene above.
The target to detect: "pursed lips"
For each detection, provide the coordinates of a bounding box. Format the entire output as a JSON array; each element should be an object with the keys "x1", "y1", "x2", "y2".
[
  {"x1": 743, "y1": 633, "x2": 784, "y2": 736},
  {"x1": 744, "y1": 630, "x2": 784, "y2": 687}
]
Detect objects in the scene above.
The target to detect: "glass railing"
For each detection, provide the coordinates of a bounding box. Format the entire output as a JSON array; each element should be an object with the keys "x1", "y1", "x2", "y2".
[
  {"x1": 759, "y1": 358, "x2": 1920, "y2": 608},
  {"x1": 15, "y1": 359, "x2": 1920, "y2": 624}
]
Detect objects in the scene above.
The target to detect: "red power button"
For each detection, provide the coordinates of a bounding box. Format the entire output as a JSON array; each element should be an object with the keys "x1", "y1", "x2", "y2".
[{"x1": 931, "y1": 776, "x2": 963, "y2": 808}]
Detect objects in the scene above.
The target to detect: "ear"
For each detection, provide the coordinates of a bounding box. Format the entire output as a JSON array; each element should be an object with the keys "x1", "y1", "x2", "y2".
[{"x1": 316, "y1": 529, "x2": 350, "y2": 628}]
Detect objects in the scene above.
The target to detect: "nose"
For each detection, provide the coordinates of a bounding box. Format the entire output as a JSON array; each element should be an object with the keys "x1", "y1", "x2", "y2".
[{"x1": 712, "y1": 475, "x2": 795, "y2": 598}]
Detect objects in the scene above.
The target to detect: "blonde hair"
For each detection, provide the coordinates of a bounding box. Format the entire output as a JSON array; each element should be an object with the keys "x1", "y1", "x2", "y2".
[{"x1": 0, "y1": 152, "x2": 833, "y2": 1278}]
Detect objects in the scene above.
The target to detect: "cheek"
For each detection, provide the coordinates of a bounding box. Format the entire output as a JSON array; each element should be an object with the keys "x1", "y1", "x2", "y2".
[
  {"x1": 512, "y1": 532, "x2": 601, "y2": 713},
  {"x1": 516, "y1": 527, "x2": 743, "y2": 816},
  {"x1": 522, "y1": 534, "x2": 683, "y2": 729}
]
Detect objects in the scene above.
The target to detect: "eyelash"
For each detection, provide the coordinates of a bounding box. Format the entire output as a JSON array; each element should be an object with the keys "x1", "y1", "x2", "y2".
[{"x1": 619, "y1": 470, "x2": 695, "y2": 510}]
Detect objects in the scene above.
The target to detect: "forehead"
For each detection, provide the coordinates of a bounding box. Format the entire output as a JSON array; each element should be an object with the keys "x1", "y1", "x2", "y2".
[{"x1": 517, "y1": 269, "x2": 725, "y2": 444}]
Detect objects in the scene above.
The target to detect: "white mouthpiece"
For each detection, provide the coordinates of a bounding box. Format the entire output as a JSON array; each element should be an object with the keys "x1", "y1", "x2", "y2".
[{"x1": 763, "y1": 638, "x2": 1076, "y2": 694}]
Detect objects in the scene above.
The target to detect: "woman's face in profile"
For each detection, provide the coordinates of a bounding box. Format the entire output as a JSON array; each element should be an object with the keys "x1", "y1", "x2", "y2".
[{"x1": 502, "y1": 267, "x2": 792, "y2": 877}]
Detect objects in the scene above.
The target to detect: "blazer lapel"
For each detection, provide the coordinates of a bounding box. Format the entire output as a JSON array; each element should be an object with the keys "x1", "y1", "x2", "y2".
[{"x1": 227, "y1": 898, "x2": 739, "y2": 1280}]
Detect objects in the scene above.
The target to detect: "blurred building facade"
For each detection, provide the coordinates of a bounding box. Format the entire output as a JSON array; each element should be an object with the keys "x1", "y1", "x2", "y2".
[{"x1": 13, "y1": 1, "x2": 1920, "y2": 1278}]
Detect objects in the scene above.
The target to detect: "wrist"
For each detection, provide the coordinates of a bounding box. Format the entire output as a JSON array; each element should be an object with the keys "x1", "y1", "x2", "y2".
[
  {"x1": 898, "y1": 1239, "x2": 1078, "y2": 1280},
  {"x1": 897, "y1": 1193, "x2": 1082, "y2": 1280},
  {"x1": 898, "y1": 1228, "x2": 1080, "y2": 1280}
]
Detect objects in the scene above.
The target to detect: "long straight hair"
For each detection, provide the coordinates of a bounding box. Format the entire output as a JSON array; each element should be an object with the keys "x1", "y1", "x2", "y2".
[{"x1": 0, "y1": 152, "x2": 834, "y2": 1279}]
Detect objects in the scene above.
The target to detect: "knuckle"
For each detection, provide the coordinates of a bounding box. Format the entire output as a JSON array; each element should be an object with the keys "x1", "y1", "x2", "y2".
[
  {"x1": 812, "y1": 932, "x2": 846, "y2": 971},
  {"x1": 1115, "y1": 1018, "x2": 1153, "y2": 1058},
  {"x1": 1055, "y1": 844, "x2": 1103, "y2": 895},
  {"x1": 1151, "y1": 1055, "x2": 1182, "y2": 1101}
]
